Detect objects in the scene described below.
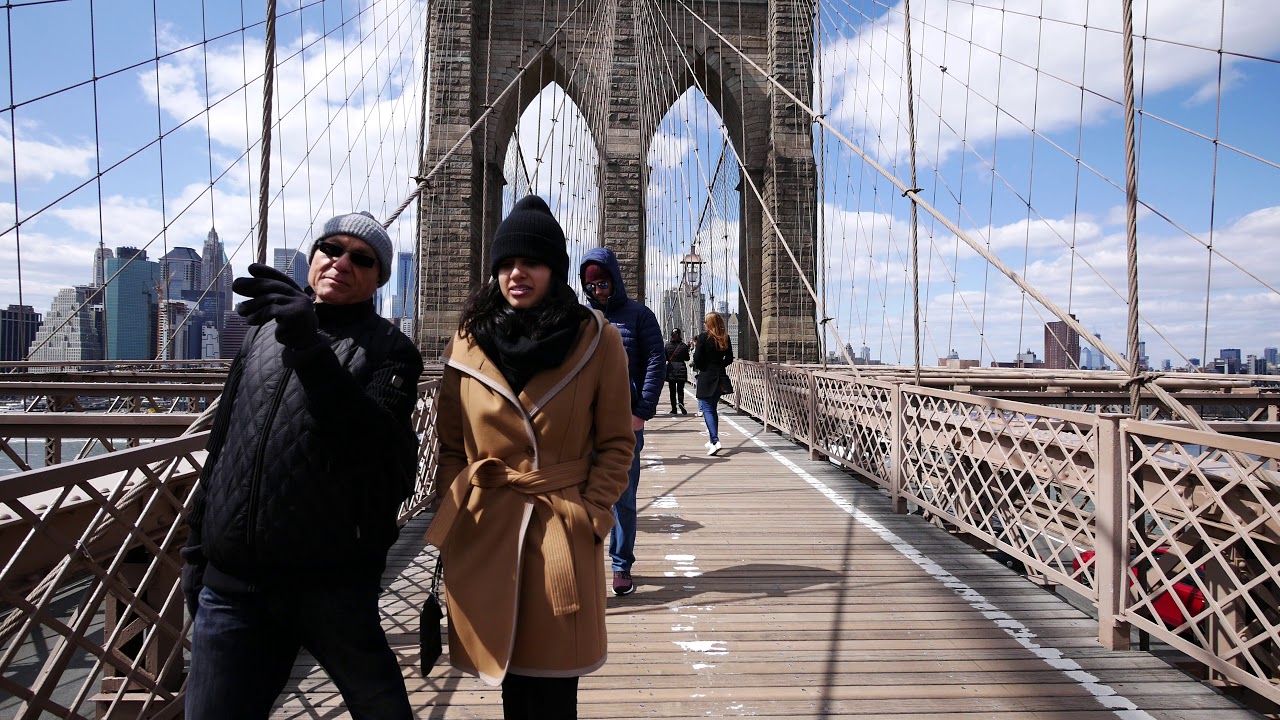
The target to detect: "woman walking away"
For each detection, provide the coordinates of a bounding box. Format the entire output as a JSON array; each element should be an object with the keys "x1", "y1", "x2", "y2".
[
  {"x1": 692, "y1": 311, "x2": 734, "y2": 456},
  {"x1": 424, "y1": 195, "x2": 636, "y2": 719},
  {"x1": 664, "y1": 328, "x2": 690, "y2": 414}
]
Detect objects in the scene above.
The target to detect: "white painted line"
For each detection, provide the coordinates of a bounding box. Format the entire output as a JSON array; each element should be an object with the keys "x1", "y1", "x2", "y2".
[{"x1": 721, "y1": 412, "x2": 1155, "y2": 720}]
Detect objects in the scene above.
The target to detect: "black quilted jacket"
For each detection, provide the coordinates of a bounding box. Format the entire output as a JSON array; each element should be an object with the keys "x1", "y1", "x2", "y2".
[{"x1": 185, "y1": 299, "x2": 423, "y2": 591}]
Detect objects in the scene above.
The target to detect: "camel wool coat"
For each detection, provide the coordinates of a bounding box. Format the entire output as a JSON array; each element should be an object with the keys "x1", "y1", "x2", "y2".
[{"x1": 424, "y1": 311, "x2": 635, "y2": 685}]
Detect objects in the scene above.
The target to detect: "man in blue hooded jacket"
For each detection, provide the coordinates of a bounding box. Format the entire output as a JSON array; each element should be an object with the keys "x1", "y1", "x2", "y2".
[{"x1": 580, "y1": 247, "x2": 665, "y2": 596}]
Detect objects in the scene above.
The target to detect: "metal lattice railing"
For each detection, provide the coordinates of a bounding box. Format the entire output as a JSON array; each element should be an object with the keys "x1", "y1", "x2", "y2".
[
  {"x1": 729, "y1": 360, "x2": 1280, "y2": 704},
  {"x1": 0, "y1": 379, "x2": 441, "y2": 720},
  {"x1": 900, "y1": 386, "x2": 1102, "y2": 599},
  {"x1": 812, "y1": 373, "x2": 894, "y2": 489},
  {"x1": 1120, "y1": 421, "x2": 1280, "y2": 700}
]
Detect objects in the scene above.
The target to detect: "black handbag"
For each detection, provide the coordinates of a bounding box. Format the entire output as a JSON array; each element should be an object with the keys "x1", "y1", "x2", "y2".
[
  {"x1": 717, "y1": 368, "x2": 734, "y2": 395},
  {"x1": 420, "y1": 558, "x2": 444, "y2": 675}
]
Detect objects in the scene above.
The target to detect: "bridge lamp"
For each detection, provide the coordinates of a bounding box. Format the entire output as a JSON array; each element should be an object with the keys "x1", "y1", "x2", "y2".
[
  {"x1": 680, "y1": 249, "x2": 704, "y2": 291},
  {"x1": 680, "y1": 248, "x2": 705, "y2": 336}
]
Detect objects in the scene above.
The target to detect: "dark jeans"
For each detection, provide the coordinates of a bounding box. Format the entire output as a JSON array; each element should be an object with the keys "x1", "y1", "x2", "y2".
[
  {"x1": 502, "y1": 673, "x2": 579, "y2": 719},
  {"x1": 609, "y1": 428, "x2": 643, "y2": 572},
  {"x1": 667, "y1": 379, "x2": 686, "y2": 411},
  {"x1": 186, "y1": 584, "x2": 411, "y2": 720}
]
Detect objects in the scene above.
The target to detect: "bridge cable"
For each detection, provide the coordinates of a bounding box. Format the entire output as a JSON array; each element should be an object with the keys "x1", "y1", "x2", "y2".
[
  {"x1": 256, "y1": 0, "x2": 277, "y2": 265},
  {"x1": 903, "y1": 0, "x2": 921, "y2": 385}
]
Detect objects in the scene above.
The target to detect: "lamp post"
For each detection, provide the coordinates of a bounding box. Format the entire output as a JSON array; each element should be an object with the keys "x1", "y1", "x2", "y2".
[{"x1": 680, "y1": 248, "x2": 704, "y2": 338}]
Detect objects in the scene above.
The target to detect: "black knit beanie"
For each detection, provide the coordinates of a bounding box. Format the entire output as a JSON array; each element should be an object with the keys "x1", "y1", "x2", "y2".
[{"x1": 489, "y1": 195, "x2": 570, "y2": 282}]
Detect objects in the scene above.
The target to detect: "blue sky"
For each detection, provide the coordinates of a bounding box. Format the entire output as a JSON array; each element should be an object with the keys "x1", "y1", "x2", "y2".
[{"x1": 1, "y1": 0, "x2": 1277, "y2": 367}]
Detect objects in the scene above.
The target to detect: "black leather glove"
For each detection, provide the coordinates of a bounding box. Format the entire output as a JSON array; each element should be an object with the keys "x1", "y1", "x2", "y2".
[
  {"x1": 233, "y1": 263, "x2": 319, "y2": 348},
  {"x1": 180, "y1": 545, "x2": 206, "y2": 617}
]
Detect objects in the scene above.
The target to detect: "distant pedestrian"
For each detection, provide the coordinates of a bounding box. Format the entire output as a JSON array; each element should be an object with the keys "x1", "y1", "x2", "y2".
[
  {"x1": 579, "y1": 246, "x2": 665, "y2": 597},
  {"x1": 693, "y1": 311, "x2": 734, "y2": 456},
  {"x1": 664, "y1": 328, "x2": 690, "y2": 414},
  {"x1": 425, "y1": 195, "x2": 635, "y2": 718}
]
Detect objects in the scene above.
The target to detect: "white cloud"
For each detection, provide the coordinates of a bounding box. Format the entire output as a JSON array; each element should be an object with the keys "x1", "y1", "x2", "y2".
[
  {"x1": 0, "y1": 119, "x2": 95, "y2": 184},
  {"x1": 821, "y1": 0, "x2": 1280, "y2": 164}
]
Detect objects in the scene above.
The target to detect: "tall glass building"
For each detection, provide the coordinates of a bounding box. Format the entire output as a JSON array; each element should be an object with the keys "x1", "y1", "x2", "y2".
[
  {"x1": 273, "y1": 247, "x2": 309, "y2": 290},
  {"x1": 391, "y1": 251, "x2": 415, "y2": 319},
  {"x1": 0, "y1": 304, "x2": 42, "y2": 362},
  {"x1": 104, "y1": 247, "x2": 161, "y2": 360}
]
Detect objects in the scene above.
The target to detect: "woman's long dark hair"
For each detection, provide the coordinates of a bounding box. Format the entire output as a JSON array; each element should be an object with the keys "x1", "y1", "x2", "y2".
[{"x1": 458, "y1": 279, "x2": 588, "y2": 343}]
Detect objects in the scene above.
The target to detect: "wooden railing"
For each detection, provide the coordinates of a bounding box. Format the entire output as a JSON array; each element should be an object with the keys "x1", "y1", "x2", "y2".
[
  {"x1": 0, "y1": 379, "x2": 441, "y2": 719},
  {"x1": 728, "y1": 360, "x2": 1280, "y2": 704}
]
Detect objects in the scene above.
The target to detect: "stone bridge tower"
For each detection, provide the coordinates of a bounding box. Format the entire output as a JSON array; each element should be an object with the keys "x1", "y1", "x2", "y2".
[{"x1": 417, "y1": 0, "x2": 818, "y2": 363}]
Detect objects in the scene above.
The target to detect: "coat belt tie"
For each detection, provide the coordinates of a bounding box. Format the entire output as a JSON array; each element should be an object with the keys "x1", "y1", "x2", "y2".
[{"x1": 425, "y1": 456, "x2": 592, "y2": 616}]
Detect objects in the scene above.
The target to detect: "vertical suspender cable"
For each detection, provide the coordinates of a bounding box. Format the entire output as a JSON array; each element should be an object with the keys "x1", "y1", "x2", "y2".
[
  {"x1": 903, "y1": 0, "x2": 921, "y2": 384},
  {"x1": 1120, "y1": 0, "x2": 1142, "y2": 412},
  {"x1": 257, "y1": 0, "x2": 278, "y2": 265},
  {"x1": 407, "y1": 7, "x2": 433, "y2": 343}
]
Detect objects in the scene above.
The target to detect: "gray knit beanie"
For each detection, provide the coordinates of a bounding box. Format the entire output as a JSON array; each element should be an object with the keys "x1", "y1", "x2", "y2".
[{"x1": 312, "y1": 211, "x2": 393, "y2": 287}]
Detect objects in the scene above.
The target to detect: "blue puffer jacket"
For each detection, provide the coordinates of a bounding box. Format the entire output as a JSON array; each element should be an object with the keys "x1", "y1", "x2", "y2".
[{"x1": 580, "y1": 247, "x2": 666, "y2": 421}]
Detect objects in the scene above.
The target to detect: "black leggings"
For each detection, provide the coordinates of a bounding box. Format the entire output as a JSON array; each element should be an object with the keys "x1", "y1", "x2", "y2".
[
  {"x1": 667, "y1": 379, "x2": 687, "y2": 410},
  {"x1": 501, "y1": 673, "x2": 578, "y2": 720}
]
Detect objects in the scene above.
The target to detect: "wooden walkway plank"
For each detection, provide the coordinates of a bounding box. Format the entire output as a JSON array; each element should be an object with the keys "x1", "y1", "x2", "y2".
[{"x1": 270, "y1": 401, "x2": 1263, "y2": 719}]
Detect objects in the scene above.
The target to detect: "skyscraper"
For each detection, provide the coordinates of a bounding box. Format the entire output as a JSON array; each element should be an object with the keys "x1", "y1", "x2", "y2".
[
  {"x1": 104, "y1": 247, "x2": 162, "y2": 360},
  {"x1": 28, "y1": 286, "x2": 104, "y2": 367},
  {"x1": 158, "y1": 299, "x2": 203, "y2": 361},
  {"x1": 660, "y1": 286, "x2": 705, "y2": 337},
  {"x1": 273, "y1": 247, "x2": 308, "y2": 290},
  {"x1": 155, "y1": 248, "x2": 206, "y2": 361},
  {"x1": 220, "y1": 312, "x2": 249, "y2": 359},
  {"x1": 93, "y1": 247, "x2": 113, "y2": 287},
  {"x1": 1044, "y1": 315, "x2": 1081, "y2": 370},
  {"x1": 200, "y1": 227, "x2": 233, "y2": 353},
  {"x1": 160, "y1": 247, "x2": 202, "y2": 298},
  {"x1": 0, "y1": 304, "x2": 41, "y2": 362},
  {"x1": 1219, "y1": 348, "x2": 1242, "y2": 374},
  {"x1": 391, "y1": 251, "x2": 415, "y2": 319}
]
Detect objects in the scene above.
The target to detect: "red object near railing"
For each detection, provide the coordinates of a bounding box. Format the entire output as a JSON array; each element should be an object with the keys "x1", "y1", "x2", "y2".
[{"x1": 1075, "y1": 549, "x2": 1208, "y2": 627}]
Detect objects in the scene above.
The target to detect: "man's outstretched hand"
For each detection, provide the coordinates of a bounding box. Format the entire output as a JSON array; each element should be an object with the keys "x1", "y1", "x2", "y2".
[{"x1": 233, "y1": 263, "x2": 319, "y2": 348}]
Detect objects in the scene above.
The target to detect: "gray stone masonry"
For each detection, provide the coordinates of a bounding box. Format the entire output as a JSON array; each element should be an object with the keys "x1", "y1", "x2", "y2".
[{"x1": 420, "y1": 0, "x2": 820, "y2": 362}]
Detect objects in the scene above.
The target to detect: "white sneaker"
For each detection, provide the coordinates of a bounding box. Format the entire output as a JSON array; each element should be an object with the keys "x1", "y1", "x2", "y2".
[
  {"x1": 707, "y1": 442, "x2": 722, "y2": 456},
  {"x1": 703, "y1": 441, "x2": 712, "y2": 449}
]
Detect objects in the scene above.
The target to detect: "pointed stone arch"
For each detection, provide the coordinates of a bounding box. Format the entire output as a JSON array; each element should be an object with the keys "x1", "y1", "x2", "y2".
[{"x1": 419, "y1": 0, "x2": 817, "y2": 362}]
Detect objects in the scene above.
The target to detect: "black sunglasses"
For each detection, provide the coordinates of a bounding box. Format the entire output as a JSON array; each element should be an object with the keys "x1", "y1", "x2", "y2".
[
  {"x1": 314, "y1": 240, "x2": 377, "y2": 269},
  {"x1": 584, "y1": 280, "x2": 611, "y2": 293}
]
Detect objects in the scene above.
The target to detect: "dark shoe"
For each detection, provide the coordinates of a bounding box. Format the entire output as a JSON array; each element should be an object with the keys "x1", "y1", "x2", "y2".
[{"x1": 612, "y1": 570, "x2": 635, "y2": 596}]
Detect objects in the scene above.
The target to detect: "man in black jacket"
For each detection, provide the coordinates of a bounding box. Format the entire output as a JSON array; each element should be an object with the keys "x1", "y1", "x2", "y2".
[{"x1": 182, "y1": 211, "x2": 423, "y2": 720}]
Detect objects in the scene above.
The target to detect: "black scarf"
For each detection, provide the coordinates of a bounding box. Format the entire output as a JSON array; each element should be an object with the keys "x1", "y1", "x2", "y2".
[{"x1": 476, "y1": 308, "x2": 581, "y2": 395}]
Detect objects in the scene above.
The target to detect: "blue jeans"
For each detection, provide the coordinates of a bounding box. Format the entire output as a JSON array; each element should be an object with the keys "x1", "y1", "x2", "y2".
[
  {"x1": 186, "y1": 584, "x2": 411, "y2": 720},
  {"x1": 609, "y1": 428, "x2": 643, "y2": 573},
  {"x1": 698, "y1": 397, "x2": 720, "y2": 443}
]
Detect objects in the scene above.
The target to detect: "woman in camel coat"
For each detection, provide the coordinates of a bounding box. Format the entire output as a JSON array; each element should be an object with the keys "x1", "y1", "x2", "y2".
[{"x1": 425, "y1": 196, "x2": 634, "y2": 718}]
